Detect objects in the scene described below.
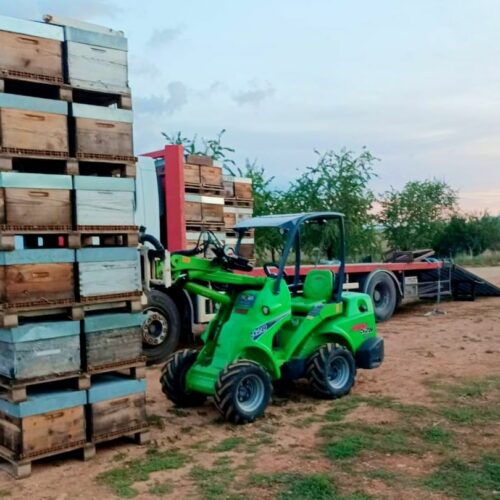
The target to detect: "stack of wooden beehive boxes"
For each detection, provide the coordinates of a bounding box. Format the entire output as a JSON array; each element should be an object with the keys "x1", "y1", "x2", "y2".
[
  {"x1": 223, "y1": 175, "x2": 254, "y2": 260},
  {"x1": 0, "y1": 15, "x2": 148, "y2": 478},
  {"x1": 183, "y1": 155, "x2": 226, "y2": 248},
  {"x1": 182, "y1": 155, "x2": 254, "y2": 258}
]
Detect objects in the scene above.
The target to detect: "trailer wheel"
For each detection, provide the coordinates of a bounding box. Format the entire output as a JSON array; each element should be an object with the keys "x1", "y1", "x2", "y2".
[
  {"x1": 364, "y1": 272, "x2": 398, "y2": 322},
  {"x1": 142, "y1": 290, "x2": 181, "y2": 365}
]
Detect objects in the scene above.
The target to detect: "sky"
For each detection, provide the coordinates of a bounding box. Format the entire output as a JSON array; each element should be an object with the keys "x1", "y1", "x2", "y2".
[{"x1": 1, "y1": 0, "x2": 499, "y2": 214}]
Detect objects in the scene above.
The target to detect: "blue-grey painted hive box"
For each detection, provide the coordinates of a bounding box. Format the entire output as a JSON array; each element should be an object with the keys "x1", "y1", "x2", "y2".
[
  {"x1": 0, "y1": 387, "x2": 86, "y2": 458},
  {"x1": 73, "y1": 176, "x2": 135, "y2": 227},
  {"x1": 0, "y1": 172, "x2": 73, "y2": 228},
  {"x1": 0, "y1": 249, "x2": 75, "y2": 305},
  {"x1": 0, "y1": 94, "x2": 69, "y2": 154},
  {"x1": 87, "y1": 374, "x2": 146, "y2": 441},
  {"x1": 76, "y1": 247, "x2": 141, "y2": 299},
  {"x1": 84, "y1": 312, "x2": 143, "y2": 369},
  {"x1": 0, "y1": 320, "x2": 80, "y2": 380},
  {"x1": 64, "y1": 26, "x2": 128, "y2": 93}
]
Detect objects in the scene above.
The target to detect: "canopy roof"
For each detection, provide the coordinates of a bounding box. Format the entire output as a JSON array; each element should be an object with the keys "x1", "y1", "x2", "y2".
[{"x1": 233, "y1": 212, "x2": 344, "y2": 231}]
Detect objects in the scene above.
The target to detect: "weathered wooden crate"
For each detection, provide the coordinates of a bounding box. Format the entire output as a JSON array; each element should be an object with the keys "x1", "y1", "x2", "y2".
[
  {"x1": 223, "y1": 206, "x2": 253, "y2": 230},
  {"x1": 186, "y1": 154, "x2": 213, "y2": 167},
  {"x1": 223, "y1": 175, "x2": 253, "y2": 200},
  {"x1": 73, "y1": 176, "x2": 135, "y2": 228},
  {"x1": 71, "y1": 103, "x2": 133, "y2": 159},
  {"x1": 87, "y1": 374, "x2": 147, "y2": 442},
  {"x1": 184, "y1": 162, "x2": 223, "y2": 189},
  {"x1": 76, "y1": 247, "x2": 141, "y2": 300},
  {"x1": 0, "y1": 94, "x2": 68, "y2": 155},
  {"x1": 184, "y1": 194, "x2": 224, "y2": 224},
  {"x1": 83, "y1": 312, "x2": 143, "y2": 371},
  {"x1": 65, "y1": 26, "x2": 128, "y2": 93},
  {"x1": 0, "y1": 172, "x2": 72, "y2": 228},
  {"x1": 0, "y1": 320, "x2": 80, "y2": 380},
  {"x1": 0, "y1": 249, "x2": 75, "y2": 306},
  {"x1": 0, "y1": 15, "x2": 64, "y2": 83},
  {"x1": 0, "y1": 388, "x2": 86, "y2": 460}
]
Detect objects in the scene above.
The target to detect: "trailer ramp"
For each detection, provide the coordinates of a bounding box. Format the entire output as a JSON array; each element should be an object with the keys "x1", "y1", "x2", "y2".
[{"x1": 449, "y1": 264, "x2": 500, "y2": 299}]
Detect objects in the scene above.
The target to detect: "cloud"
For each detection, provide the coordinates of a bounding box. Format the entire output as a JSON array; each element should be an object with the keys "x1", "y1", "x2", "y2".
[
  {"x1": 148, "y1": 27, "x2": 183, "y2": 47},
  {"x1": 233, "y1": 81, "x2": 275, "y2": 106},
  {"x1": 135, "y1": 81, "x2": 188, "y2": 115}
]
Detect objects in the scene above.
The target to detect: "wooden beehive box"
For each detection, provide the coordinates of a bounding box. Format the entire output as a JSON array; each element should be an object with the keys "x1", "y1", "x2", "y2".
[
  {"x1": 0, "y1": 320, "x2": 80, "y2": 380},
  {"x1": 0, "y1": 249, "x2": 75, "y2": 306},
  {"x1": 184, "y1": 163, "x2": 201, "y2": 186},
  {"x1": 223, "y1": 206, "x2": 253, "y2": 230},
  {"x1": 0, "y1": 15, "x2": 64, "y2": 82},
  {"x1": 76, "y1": 247, "x2": 141, "y2": 300},
  {"x1": 71, "y1": 103, "x2": 133, "y2": 158},
  {"x1": 65, "y1": 27, "x2": 129, "y2": 93},
  {"x1": 184, "y1": 194, "x2": 224, "y2": 224},
  {"x1": 0, "y1": 94, "x2": 68, "y2": 154},
  {"x1": 83, "y1": 312, "x2": 142, "y2": 370},
  {"x1": 73, "y1": 176, "x2": 135, "y2": 228},
  {"x1": 87, "y1": 374, "x2": 147, "y2": 442},
  {"x1": 0, "y1": 389, "x2": 86, "y2": 460},
  {"x1": 201, "y1": 165, "x2": 222, "y2": 188},
  {"x1": 0, "y1": 172, "x2": 72, "y2": 228},
  {"x1": 223, "y1": 175, "x2": 253, "y2": 200}
]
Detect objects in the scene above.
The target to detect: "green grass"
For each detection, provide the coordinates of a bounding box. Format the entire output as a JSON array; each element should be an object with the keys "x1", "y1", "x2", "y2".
[
  {"x1": 365, "y1": 469, "x2": 400, "y2": 482},
  {"x1": 454, "y1": 251, "x2": 500, "y2": 267},
  {"x1": 423, "y1": 454, "x2": 500, "y2": 499},
  {"x1": 421, "y1": 425, "x2": 453, "y2": 446},
  {"x1": 212, "y1": 436, "x2": 245, "y2": 452},
  {"x1": 190, "y1": 464, "x2": 237, "y2": 500},
  {"x1": 148, "y1": 481, "x2": 173, "y2": 496},
  {"x1": 323, "y1": 396, "x2": 363, "y2": 422},
  {"x1": 325, "y1": 434, "x2": 371, "y2": 460},
  {"x1": 96, "y1": 448, "x2": 187, "y2": 498},
  {"x1": 250, "y1": 473, "x2": 371, "y2": 499},
  {"x1": 440, "y1": 404, "x2": 499, "y2": 425}
]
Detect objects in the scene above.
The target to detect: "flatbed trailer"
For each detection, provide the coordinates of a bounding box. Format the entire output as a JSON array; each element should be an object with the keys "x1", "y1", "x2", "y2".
[{"x1": 136, "y1": 145, "x2": 499, "y2": 364}]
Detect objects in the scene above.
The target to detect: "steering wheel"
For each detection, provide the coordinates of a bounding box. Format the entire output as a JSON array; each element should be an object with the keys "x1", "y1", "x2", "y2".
[{"x1": 263, "y1": 262, "x2": 287, "y2": 278}]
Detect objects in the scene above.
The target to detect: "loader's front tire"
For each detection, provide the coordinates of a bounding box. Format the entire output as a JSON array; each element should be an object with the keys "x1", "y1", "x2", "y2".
[
  {"x1": 160, "y1": 349, "x2": 207, "y2": 407},
  {"x1": 307, "y1": 343, "x2": 356, "y2": 399},
  {"x1": 214, "y1": 361, "x2": 272, "y2": 424}
]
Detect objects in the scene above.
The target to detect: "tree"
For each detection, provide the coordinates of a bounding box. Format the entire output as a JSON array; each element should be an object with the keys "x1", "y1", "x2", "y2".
[
  {"x1": 433, "y1": 213, "x2": 500, "y2": 257},
  {"x1": 379, "y1": 180, "x2": 457, "y2": 250},
  {"x1": 285, "y1": 148, "x2": 379, "y2": 260}
]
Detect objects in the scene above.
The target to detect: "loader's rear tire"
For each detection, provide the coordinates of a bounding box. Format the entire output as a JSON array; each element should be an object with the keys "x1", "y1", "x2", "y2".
[
  {"x1": 307, "y1": 343, "x2": 356, "y2": 399},
  {"x1": 214, "y1": 361, "x2": 272, "y2": 424},
  {"x1": 160, "y1": 349, "x2": 207, "y2": 407}
]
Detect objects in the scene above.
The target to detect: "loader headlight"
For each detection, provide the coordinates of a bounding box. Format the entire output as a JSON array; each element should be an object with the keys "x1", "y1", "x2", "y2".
[{"x1": 262, "y1": 306, "x2": 270, "y2": 315}]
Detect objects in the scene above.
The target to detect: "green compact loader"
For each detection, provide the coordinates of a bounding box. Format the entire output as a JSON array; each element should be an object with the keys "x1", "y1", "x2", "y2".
[{"x1": 160, "y1": 212, "x2": 384, "y2": 423}]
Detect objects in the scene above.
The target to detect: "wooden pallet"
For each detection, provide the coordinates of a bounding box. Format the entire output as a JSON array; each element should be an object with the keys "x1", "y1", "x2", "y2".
[
  {"x1": 186, "y1": 222, "x2": 225, "y2": 232},
  {"x1": 0, "y1": 372, "x2": 90, "y2": 403},
  {"x1": 92, "y1": 427, "x2": 150, "y2": 446},
  {"x1": 224, "y1": 198, "x2": 253, "y2": 208},
  {"x1": 0, "y1": 153, "x2": 135, "y2": 178},
  {"x1": 185, "y1": 184, "x2": 224, "y2": 196},
  {"x1": 0, "y1": 441, "x2": 95, "y2": 479},
  {"x1": 87, "y1": 358, "x2": 146, "y2": 378},
  {"x1": 0, "y1": 296, "x2": 143, "y2": 328},
  {"x1": 0, "y1": 74, "x2": 131, "y2": 109}
]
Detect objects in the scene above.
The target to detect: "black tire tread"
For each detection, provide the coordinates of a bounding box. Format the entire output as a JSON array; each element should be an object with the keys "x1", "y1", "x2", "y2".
[
  {"x1": 307, "y1": 343, "x2": 356, "y2": 399},
  {"x1": 160, "y1": 348, "x2": 206, "y2": 407},
  {"x1": 214, "y1": 360, "x2": 272, "y2": 424}
]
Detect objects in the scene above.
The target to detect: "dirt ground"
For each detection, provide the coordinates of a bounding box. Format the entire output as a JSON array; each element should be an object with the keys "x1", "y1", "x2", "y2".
[{"x1": 1, "y1": 267, "x2": 499, "y2": 499}]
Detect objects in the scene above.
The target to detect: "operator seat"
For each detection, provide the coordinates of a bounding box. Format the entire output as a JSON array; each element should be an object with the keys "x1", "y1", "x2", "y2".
[{"x1": 291, "y1": 269, "x2": 335, "y2": 314}]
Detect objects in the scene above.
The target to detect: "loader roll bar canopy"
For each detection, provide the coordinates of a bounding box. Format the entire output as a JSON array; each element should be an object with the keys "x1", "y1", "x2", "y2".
[{"x1": 233, "y1": 212, "x2": 346, "y2": 300}]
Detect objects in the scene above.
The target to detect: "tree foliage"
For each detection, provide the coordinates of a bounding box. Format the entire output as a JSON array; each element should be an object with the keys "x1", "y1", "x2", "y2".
[
  {"x1": 433, "y1": 213, "x2": 500, "y2": 257},
  {"x1": 284, "y1": 149, "x2": 379, "y2": 260},
  {"x1": 379, "y1": 180, "x2": 458, "y2": 250}
]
